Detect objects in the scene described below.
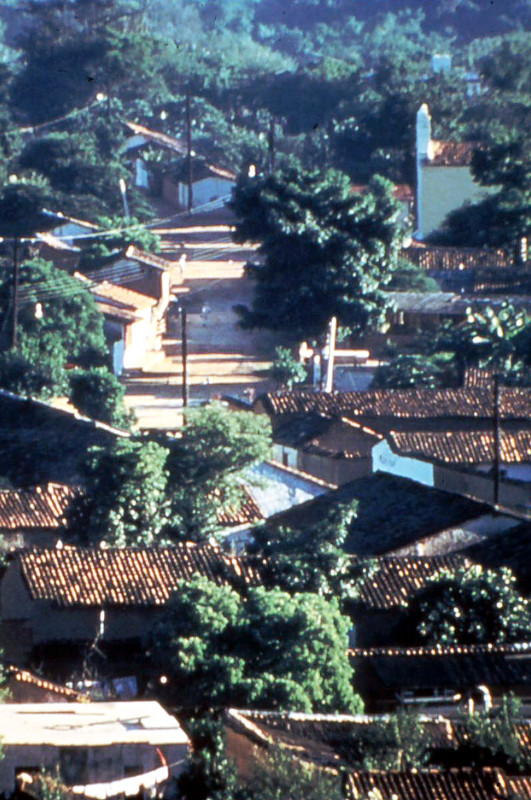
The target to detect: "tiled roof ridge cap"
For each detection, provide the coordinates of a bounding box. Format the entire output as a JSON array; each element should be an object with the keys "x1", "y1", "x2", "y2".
[
  {"x1": 265, "y1": 459, "x2": 337, "y2": 490},
  {"x1": 123, "y1": 244, "x2": 173, "y2": 269},
  {"x1": 338, "y1": 417, "x2": 384, "y2": 439},
  {"x1": 349, "y1": 642, "x2": 531, "y2": 657},
  {"x1": 0, "y1": 389, "x2": 130, "y2": 437}
]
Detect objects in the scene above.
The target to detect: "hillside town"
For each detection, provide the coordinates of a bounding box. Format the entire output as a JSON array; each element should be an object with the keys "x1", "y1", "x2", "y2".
[{"x1": 0, "y1": 1, "x2": 530, "y2": 799}]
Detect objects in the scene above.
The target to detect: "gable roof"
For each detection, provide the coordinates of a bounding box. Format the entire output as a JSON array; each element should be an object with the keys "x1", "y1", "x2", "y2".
[
  {"x1": 388, "y1": 430, "x2": 531, "y2": 466},
  {"x1": 355, "y1": 555, "x2": 468, "y2": 611},
  {"x1": 350, "y1": 642, "x2": 531, "y2": 692},
  {"x1": 91, "y1": 280, "x2": 156, "y2": 313},
  {"x1": 255, "y1": 388, "x2": 531, "y2": 423},
  {"x1": 345, "y1": 768, "x2": 528, "y2": 800},
  {"x1": 0, "y1": 484, "x2": 76, "y2": 530},
  {"x1": 274, "y1": 415, "x2": 382, "y2": 458},
  {"x1": 264, "y1": 474, "x2": 488, "y2": 557},
  {"x1": 17, "y1": 544, "x2": 260, "y2": 607},
  {"x1": 0, "y1": 390, "x2": 128, "y2": 487},
  {"x1": 121, "y1": 245, "x2": 173, "y2": 271},
  {"x1": 125, "y1": 121, "x2": 187, "y2": 155},
  {"x1": 7, "y1": 666, "x2": 87, "y2": 702}
]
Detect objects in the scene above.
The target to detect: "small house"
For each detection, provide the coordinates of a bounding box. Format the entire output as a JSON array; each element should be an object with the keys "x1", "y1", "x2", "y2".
[
  {"x1": 0, "y1": 484, "x2": 76, "y2": 549},
  {"x1": 0, "y1": 701, "x2": 190, "y2": 796}
]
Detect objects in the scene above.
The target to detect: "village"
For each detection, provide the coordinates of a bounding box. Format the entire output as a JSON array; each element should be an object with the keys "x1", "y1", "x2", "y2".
[{"x1": 0, "y1": 2, "x2": 530, "y2": 800}]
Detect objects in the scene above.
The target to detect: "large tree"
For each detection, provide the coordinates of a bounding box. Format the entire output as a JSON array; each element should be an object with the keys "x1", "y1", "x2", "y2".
[
  {"x1": 153, "y1": 575, "x2": 362, "y2": 713},
  {"x1": 230, "y1": 168, "x2": 404, "y2": 339}
]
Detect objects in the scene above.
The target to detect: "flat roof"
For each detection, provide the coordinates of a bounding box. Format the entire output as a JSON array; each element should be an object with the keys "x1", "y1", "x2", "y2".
[{"x1": 0, "y1": 701, "x2": 189, "y2": 747}]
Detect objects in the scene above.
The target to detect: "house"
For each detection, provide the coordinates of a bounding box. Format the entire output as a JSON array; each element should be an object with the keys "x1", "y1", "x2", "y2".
[
  {"x1": 33, "y1": 231, "x2": 81, "y2": 272},
  {"x1": 85, "y1": 245, "x2": 174, "y2": 310},
  {"x1": 89, "y1": 280, "x2": 160, "y2": 374},
  {"x1": 0, "y1": 483, "x2": 76, "y2": 549},
  {"x1": 262, "y1": 473, "x2": 489, "y2": 558},
  {"x1": 122, "y1": 120, "x2": 187, "y2": 191},
  {"x1": 0, "y1": 543, "x2": 260, "y2": 666},
  {"x1": 44, "y1": 213, "x2": 100, "y2": 249},
  {"x1": 161, "y1": 158, "x2": 236, "y2": 211},
  {"x1": 384, "y1": 291, "x2": 531, "y2": 338},
  {"x1": 271, "y1": 414, "x2": 383, "y2": 485},
  {"x1": 349, "y1": 642, "x2": 531, "y2": 713},
  {"x1": 253, "y1": 387, "x2": 531, "y2": 438},
  {"x1": 372, "y1": 429, "x2": 531, "y2": 514},
  {"x1": 0, "y1": 390, "x2": 128, "y2": 487},
  {"x1": 0, "y1": 701, "x2": 190, "y2": 796},
  {"x1": 415, "y1": 103, "x2": 491, "y2": 240}
]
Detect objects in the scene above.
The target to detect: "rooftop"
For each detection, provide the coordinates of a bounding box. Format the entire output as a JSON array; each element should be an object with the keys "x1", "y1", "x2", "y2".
[
  {"x1": 388, "y1": 430, "x2": 531, "y2": 466},
  {"x1": 91, "y1": 281, "x2": 156, "y2": 313},
  {"x1": 0, "y1": 701, "x2": 189, "y2": 747},
  {"x1": 0, "y1": 484, "x2": 76, "y2": 530},
  {"x1": 264, "y1": 473, "x2": 488, "y2": 556},
  {"x1": 386, "y1": 291, "x2": 531, "y2": 316},
  {"x1": 402, "y1": 244, "x2": 513, "y2": 272},
  {"x1": 17, "y1": 543, "x2": 260, "y2": 607},
  {"x1": 346, "y1": 768, "x2": 529, "y2": 800},
  {"x1": 255, "y1": 388, "x2": 531, "y2": 422},
  {"x1": 124, "y1": 121, "x2": 187, "y2": 155},
  {"x1": 6, "y1": 666, "x2": 87, "y2": 702}
]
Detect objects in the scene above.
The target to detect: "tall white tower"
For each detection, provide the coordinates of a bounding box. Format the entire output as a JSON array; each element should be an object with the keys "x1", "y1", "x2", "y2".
[{"x1": 416, "y1": 103, "x2": 432, "y2": 239}]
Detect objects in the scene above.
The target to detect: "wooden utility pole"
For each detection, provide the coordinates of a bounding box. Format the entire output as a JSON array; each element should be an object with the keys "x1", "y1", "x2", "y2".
[
  {"x1": 324, "y1": 316, "x2": 337, "y2": 393},
  {"x1": 10, "y1": 236, "x2": 19, "y2": 349},
  {"x1": 181, "y1": 306, "x2": 188, "y2": 407},
  {"x1": 493, "y1": 372, "x2": 501, "y2": 506},
  {"x1": 186, "y1": 87, "x2": 194, "y2": 213}
]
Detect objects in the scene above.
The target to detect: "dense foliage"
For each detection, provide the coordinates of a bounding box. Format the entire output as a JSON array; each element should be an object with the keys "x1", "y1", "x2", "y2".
[{"x1": 153, "y1": 575, "x2": 362, "y2": 713}]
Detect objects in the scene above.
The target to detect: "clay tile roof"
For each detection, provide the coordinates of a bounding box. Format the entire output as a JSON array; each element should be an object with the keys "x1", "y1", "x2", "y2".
[
  {"x1": 217, "y1": 486, "x2": 263, "y2": 527},
  {"x1": 17, "y1": 544, "x2": 260, "y2": 607},
  {"x1": 428, "y1": 140, "x2": 480, "y2": 167},
  {"x1": 257, "y1": 388, "x2": 531, "y2": 421},
  {"x1": 0, "y1": 484, "x2": 76, "y2": 530},
  {"x1": 388, "y1": 430, "x2": 531, "y2": 466},
  {"x1": 345, "y1": 768, "x2": 514, "y2": 800},
  {"x1": 463, "y1": 367, "x2": 494, "y2": 388},
  {"x1": 355, "y1": 555, "x2": 468, "y2": 610},
  {"x1": 123, "y1": 245, "x2": 173, "y2": 271},
  {"x1": 7, "y1": 666, "x2": 87, "y2": 702},
  {"x1": 91, "y1": 281, "x2": 156, "y2": 312},
  {"x1": 402, "y1": 245, "x2": 512, "y2": 271},
  {"x1": 125, "y1": 121, "x2": 187, "y2": 155}
]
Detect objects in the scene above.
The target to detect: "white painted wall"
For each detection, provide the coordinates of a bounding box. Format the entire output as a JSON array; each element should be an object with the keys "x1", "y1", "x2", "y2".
[
  {"x1": 177, "y1": 177, "x2": 234, "y2": 208},
  {"x1": 372, "y1": 439, "x2": 435, "y2": 487}
]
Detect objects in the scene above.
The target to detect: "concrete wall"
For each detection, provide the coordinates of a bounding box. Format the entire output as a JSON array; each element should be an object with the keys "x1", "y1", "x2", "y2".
[
  {"x1": 418, "y1": 165, "x2": 489, "y2": 239},
  {"x1": 177, "y1": 177, "x2": 234, "y2": 209},
  {"x1": 372, "y1": 440, "x2": 435, "y2": 486},
  {"x1": 0, "y1": 742, "x2": 188, "y2": 795},
  {"x1": 123, "y1": 309, "x2": 153, "y2": 370}
]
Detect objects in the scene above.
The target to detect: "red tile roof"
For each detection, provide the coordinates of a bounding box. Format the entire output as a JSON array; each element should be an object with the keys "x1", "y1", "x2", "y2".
[
  {"x1": 125, "y1": 121, "x2": 187, "y2": 155},
  {"x1": 17, "y1": 544, "x2": 260, "y2": 607},
  {"x1": 217, "y1": 487, "x2": 263, "y2": 526},
  {"x1": 91, "y1": 281, "x2": 156, "y2": 312},
  {"x1": 123, "y1": 245, "x2": 173, "y2": 271},
  {"x1": 355, "y1": 555, "x2": 468, "y2": 610},
  {"x1": 388, "y1": 430, "x2": 531, "y2": 465},
  {"x1": 345, "y1": 767, "x2": 525, "y2": 800},
  {"x1": 256, "y1": 388, "x2": 531, "y2": 421},
  {"x1": 0, "y1": 484, "x2": 76, "y2": 530},
  {"x1": 350, "y1": 642, "x2": 531, "y2": 658},
  {"x1": 7, "y1": 666, "x2": 87, "y2": 702}
]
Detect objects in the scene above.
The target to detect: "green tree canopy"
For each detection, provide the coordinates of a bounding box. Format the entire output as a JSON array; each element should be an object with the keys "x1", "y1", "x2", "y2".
[
  {"x1": 154, "y1": 576, "x2": 362, "y2": 713},
  {"x1": 231, "y1": 168, "x2": 404, "y2": 339},
  {"x1": 162, "y1": 403, "x2": 272, "y2": 542},
  {"x1": 405, "y1": 564, "x2": 531, "y2": 646},
  {"x1": 67, "y1": 437, "x2": 170, "y2": 547}
]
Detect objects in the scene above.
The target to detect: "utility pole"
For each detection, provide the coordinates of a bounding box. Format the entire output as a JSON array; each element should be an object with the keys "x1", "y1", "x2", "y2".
[
  {"x1": 10, "y1": 236, "x2": 19, "y2": 349},
  {"x1": 186, "y1": 87, "x2": 194, "y2": 214},
  {"x1": 324, "y1": 316, "x2": 337, "y2": 393},
  {"x1": 181, "y1": 306, "x2": 188, "y2": 407},
  {"x1": 493, "y1": 372, "x2": 501, "y2": 507}
]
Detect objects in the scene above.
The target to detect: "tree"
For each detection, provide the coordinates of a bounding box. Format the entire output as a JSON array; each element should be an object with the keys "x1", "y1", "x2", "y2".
[
  {"x1": 249, "y1": 503, "x2": 356, "y2": 601},
  {"x1": 230, "y1": 168, "x2": 404, "y2": 339},
  {"x1": 405, "y1": 565, "x2": 531, "y2": 646},
  {"x1": 243, "y1": 746, "x2": 345, "y2": 800},
  {"x1": 153, "y1": 576, "x2": 362, "y2": 714},
  {"x1": 177, "y1": 715, "x2": 242, "y2": 800},
  {"x1": 268, "y1": 346, "x2": 306, "y2": 390},
  {"x1": 162, "y1": 403, "x2": 271, "y2": 542},
  {"x1": 0, "y1": 256, "x2": 110, "y2": 397},
  {"x1": 457, "y1": 696, "x2": 531, "y2": 773},
  {"x1": 373, "y1": 353, "x2": 458, "y2": 389},
  {"x1": 67, "y1": 438, "x2": 170, "y2": 547},
  {"x1": 68, "y1": 367, "x2": 132, "y2": 428}
]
